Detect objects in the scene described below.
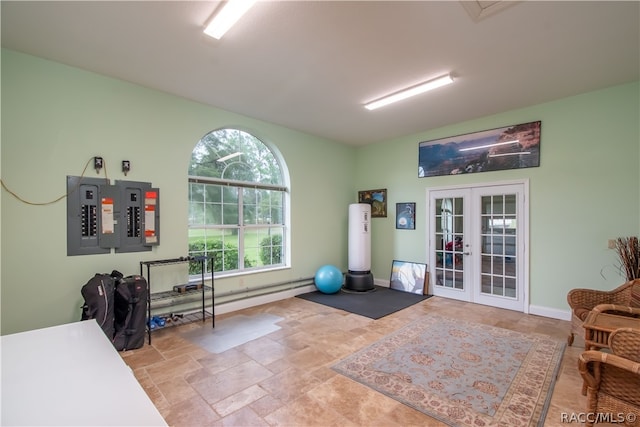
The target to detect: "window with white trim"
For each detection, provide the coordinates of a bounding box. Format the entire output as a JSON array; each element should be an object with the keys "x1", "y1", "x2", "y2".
[{"x1": 188, "y1": 129, "x2": 288, "y2": 276}]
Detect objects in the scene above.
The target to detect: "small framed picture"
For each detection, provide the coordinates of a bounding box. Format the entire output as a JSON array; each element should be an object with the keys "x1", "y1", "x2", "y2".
[
  {"x1": 396, "y1": 202, "x2": 415, "y2": 230},
  {"x1": 358, "y1": 189, "x2": 387, "y2": 217}
]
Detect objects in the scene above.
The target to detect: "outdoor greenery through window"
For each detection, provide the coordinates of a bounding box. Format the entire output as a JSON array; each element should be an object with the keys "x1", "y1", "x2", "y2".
[{"x1": 188, "y1": 129, "x2": 288, "y2": 276}]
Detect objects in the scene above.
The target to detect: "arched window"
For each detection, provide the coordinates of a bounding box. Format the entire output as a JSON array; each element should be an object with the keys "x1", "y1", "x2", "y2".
[{"x1": 188, "y1": 128, "x2": 289, "y2": 275}]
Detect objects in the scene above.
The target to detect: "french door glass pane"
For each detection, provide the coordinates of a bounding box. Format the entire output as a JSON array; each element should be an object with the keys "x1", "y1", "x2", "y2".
[
  {"x1": 435, "y1": 197, "x2": 464, "y2": 291},
  {"x1": 480, "y1": 194, "x2": 517, "y2": 298}
]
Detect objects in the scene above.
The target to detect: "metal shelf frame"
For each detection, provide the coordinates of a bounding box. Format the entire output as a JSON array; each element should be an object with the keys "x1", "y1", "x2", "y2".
[{"x1": 140, "y1": 256, "x2": 214, "y2": 344}]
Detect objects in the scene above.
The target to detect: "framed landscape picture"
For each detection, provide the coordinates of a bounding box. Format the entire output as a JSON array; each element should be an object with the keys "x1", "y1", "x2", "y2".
[
  {"x1": 418, "y1": 120, "x2": 541, "y2": 178},
  {"x1": 358, "y1": 189, "x2": 387, "y2": 217},
  {"x1": 389, "y1": 260, "x2": 428, "y2": 295}
]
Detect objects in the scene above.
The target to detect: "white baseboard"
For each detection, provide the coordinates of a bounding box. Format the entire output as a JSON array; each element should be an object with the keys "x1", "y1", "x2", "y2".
[
  {"x1": 529, "y1": 305, "x2": 572, "y2": 321},
  {"x1": 374, "y1": 278, "x2": 389, "y2": 287},
  {"x1": 215, "y1": 285, "x2": 317, "y2": 315},
  {"x1": 212, "y1": 281, "x2": 572, "y2": 323}
]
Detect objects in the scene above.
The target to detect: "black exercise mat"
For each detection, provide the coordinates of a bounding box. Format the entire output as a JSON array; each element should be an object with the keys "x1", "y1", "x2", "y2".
[{"x1": 296, "y1": 286, "x2": 432, "y2": 319}]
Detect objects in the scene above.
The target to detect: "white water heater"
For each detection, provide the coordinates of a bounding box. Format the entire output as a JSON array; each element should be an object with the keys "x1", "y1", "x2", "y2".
[{"x1": 345, "y1": 203, "x2": 374, "y2": 291}]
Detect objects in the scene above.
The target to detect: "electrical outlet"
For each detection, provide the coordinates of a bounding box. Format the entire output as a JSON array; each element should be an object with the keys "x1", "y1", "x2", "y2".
[
  {"x1": 94, "y1": 156, "x2": 103, "y2": 173},
  {"x1": 608, "y1": 239, "x2": 616, "y2": 249},
  {"x1": 122, "y1": 160, "x2": 131, "y2": 176}
]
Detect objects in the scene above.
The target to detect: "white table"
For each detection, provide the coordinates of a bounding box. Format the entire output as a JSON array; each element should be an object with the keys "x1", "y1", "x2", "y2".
[{"x1": 1, "y1": 320, "x2": 167, "y2": 426}]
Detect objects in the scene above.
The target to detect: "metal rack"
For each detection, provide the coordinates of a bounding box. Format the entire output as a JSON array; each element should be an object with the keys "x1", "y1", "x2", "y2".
[{"x1": 140, "y1": 256, "x2": 214, "y2": 344}]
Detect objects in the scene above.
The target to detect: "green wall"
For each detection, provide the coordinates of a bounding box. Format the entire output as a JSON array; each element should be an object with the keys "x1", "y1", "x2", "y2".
[
  {"x1": 0, "y1": 50, "x2": 355, "y2": 335},
  {"x1": 1, "y1": 48, "x2": 638, "y2": 334},
  {"x1": 355, "y1": 82, "x2": 640, "y2": 314}
]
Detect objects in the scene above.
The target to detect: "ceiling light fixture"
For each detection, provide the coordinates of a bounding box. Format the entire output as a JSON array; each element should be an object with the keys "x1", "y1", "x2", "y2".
[
  {"x1": 204, "y1": 0, "x2": 257, "y2": 40},
  {"x1": 364, "y1": 73, "x2": 454, "y2": 111},
  {"x1": 217, "y1": 152, "x2": 242, "y2": 162}
]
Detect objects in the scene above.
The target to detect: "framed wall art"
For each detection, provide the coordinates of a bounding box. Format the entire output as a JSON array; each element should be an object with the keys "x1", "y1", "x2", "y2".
[
  {"x1": 358, "y1": 188, "x2": 387, "y2": 217},
  {"x1": 389, "y1": 260, "x2": 429, "y2": 295},
  {"x1": 418, "y1": 120, "x2": 541, "y2": 178},
  {"x1": 395, "y1": 202, "x2": 415, "y2": 230}
]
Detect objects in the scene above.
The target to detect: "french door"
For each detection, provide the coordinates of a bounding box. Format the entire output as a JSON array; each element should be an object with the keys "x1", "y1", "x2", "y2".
[{"x1": 427, "y1": 181, "x2": 528, "y2": 312}]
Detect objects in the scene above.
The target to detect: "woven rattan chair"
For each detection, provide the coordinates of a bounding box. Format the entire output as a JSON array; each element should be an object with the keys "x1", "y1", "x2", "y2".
[
  {"x1": 578, "y1": 327, "x2": 640, "y2": 427},
  {"x1": 567, "y1": 279, "x2": 640, "y2": 345}
]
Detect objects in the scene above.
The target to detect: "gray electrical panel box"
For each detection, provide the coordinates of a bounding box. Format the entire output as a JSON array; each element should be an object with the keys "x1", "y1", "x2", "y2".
[
  {"x1": 67, "y1": 176, "x2": 160, "y2": 256},
  {"x1": 67, "y1": 176, "x2": 111, "y2": 256},
  {"x1": 115, "y1": 180, "x2": 159, "y2": 253}
]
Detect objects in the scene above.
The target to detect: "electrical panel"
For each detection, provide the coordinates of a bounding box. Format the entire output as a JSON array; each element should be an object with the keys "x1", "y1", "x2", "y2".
[
  {"x1": 67, "y1": 176, "x2": 160, "y2": 256},
  {"x1": 67, "y1": 176, "x2": 111, "y2": 256},
  {"x1": 115, "y1": 180, "x2": 160, "y2": 253}
]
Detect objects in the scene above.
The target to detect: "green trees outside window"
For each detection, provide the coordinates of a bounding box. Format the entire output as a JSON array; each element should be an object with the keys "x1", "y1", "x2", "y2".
[{"x1": 188, "y1": 129, "x2": 288, "y2": 275}]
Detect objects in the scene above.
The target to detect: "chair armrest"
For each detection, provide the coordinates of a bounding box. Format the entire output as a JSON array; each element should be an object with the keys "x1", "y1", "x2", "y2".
[
  {"x1": 578, "y1": 350, "x2": 640, "y2": 390},
  {"x1": 593, "y1": 304, "x2": 640, "y2": 316}
]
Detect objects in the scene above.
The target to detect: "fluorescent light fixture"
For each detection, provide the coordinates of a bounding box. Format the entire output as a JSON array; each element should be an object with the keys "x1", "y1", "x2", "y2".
[
  {"x1": 217, "y1": 152, "x2": 242, "y2": 162},
  {"x1": 204, "y1": 0, "x2": 257, "y2": 40},
  {"x1": 459, "y1": 139, "x2": 519, "y2": 152},
  {"x1": 364, "y1": 74, "x2": 454, "y2": 111}
]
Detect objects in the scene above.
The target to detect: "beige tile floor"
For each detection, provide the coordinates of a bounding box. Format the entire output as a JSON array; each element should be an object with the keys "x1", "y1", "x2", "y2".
[{"x1": 121, "y1": 295, "x2": 586, "y2": 427}]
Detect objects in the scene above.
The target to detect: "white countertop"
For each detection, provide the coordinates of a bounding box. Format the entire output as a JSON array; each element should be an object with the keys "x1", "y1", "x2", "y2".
[{"x1": 1, "y1": 320, "x2": 167, "y2": 426}]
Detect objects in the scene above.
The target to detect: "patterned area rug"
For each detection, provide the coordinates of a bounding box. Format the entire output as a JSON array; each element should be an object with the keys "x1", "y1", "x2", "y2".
[{"x1": 332, "y1": 314, "x2": 565, "y2": 427}]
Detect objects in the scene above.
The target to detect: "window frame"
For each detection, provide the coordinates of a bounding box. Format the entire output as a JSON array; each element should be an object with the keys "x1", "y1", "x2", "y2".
[{"x1": 188, "y1": 129, "x2": 290, "y2": 278}]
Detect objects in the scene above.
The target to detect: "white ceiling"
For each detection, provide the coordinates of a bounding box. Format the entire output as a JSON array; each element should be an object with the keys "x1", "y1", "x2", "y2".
[{"x1": 2, "y1": 1, "x2": 638, "y2": 146}]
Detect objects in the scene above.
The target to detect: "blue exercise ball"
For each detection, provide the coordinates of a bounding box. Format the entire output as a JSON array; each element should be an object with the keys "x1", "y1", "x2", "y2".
[{"x1": 314, "y1": 265, "x2": 343, "y2": 294}]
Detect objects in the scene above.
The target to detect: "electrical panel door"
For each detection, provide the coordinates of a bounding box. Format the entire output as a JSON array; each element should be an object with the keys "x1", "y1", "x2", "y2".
[
  {"x1": 98, "y1": 184, "x2": 121, "y2": 250},
  {"x1": 67, "y1": 176, "x2": 110, "y2": 256},
  {"x1": 115, "y1": 180, "x2": 152, "y2": 253}
]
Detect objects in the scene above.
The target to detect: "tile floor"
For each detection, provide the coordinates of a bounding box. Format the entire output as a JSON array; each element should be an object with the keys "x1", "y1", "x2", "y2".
[{"x1": 121, "y1": 295, "x2": 586, "y2": 427}]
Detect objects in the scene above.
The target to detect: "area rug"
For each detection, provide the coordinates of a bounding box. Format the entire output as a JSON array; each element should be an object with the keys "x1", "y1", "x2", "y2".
[
  {"x1": 296, "y1": 286, "x2": 431, "y2": 319},
  {"x1": 332, "y1": 314, "x2": 565, "y2": 427}
]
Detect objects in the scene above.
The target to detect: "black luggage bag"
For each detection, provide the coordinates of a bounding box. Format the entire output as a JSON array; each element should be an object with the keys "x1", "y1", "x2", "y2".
[
  {"x1": 113, "y1": 275, "x2": 148, "y2": 351},
  {"x1": 81, "y1": 273, "x2": 117, "y2": 339}
]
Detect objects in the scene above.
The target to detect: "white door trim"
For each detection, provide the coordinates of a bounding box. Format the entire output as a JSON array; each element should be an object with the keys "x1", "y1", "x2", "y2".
[{"x1": 425, "y1": 179, "x2": 530, "y2": 313}]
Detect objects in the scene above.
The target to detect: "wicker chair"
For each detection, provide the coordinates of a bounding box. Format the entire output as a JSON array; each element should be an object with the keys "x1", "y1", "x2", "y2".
[
  {"x1": 578, "y1": 328, "x2": 640, "y2": 427},
  {"x1": 567, "y1": 279, "x2": 640, "y2": 345}
]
